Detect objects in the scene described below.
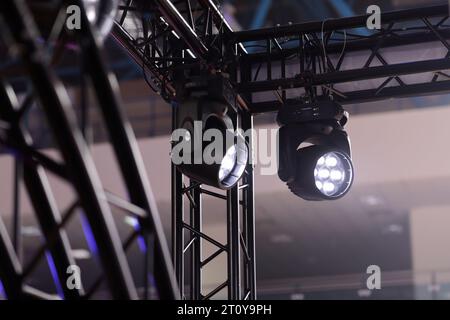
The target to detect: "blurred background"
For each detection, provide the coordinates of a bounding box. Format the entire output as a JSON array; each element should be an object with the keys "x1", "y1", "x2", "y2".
[{"x1": 1, "y1": 0, "x2": 450, "y2": 299}]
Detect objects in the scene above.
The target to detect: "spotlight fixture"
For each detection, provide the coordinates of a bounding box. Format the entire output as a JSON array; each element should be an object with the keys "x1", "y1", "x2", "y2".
[
  {"x1": 277, "y1": 99, "x2": 354, "y2": 200},
  {"x1": 172, "y1": 87, "x2": 248, "y2": 189}
]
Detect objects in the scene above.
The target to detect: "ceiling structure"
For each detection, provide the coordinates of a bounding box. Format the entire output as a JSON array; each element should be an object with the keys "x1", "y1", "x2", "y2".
[{"x1": 3, "y1": 0, "x2": 449, "y2": 150}]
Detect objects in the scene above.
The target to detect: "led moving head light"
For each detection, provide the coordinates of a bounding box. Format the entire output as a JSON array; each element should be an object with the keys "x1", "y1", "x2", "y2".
[
  {"x1": 172, "y1": 76, "x2": 248, "y2": 189},
  {"x1": 277, "y1": 99, "x2": 354, "y2": 200}
]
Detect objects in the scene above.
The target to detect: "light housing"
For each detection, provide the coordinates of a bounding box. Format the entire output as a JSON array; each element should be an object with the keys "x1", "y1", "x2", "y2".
[
  {"x1": 288, "y1": 145, "x2": 353, "y2": 200},
  {"x1": 277, "y1": 100, "x2": 354, "y2": 200},
  {"x1": 173, "y1": 97, "x2": 248, "y2": 189}
]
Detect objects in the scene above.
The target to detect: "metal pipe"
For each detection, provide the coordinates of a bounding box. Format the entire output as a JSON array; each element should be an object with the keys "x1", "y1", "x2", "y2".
[
  {"x1": 237, "y1": 58, "x2": 450, "y2": 93},
  {"x1": 227, "y1": 185, "x2": 240, "y2": 299},
  {"x1": 153, "y1": 0, "x2": 209, "y2": 59},
  {"x1": 191, "y1": 184, "x2": 201, "y2": 299},
  {"x1": 231, "y1": 5, "x2": 447, "y2": 42},
  {"x1": 0, "y1": 218, "x2": 22, "y2": 299},
  {"x1": 111, "y1": 22, "x2": 176, "y2": 96},
  {"x1": 197, "y1": 0, "x2": 247, "y2": 53},
  {"x1": 250, "y1": 79, "x2": 450, "y2": 112},
  {"x1": 241, "y1": 111, "x2": 256, "y2": 299}
]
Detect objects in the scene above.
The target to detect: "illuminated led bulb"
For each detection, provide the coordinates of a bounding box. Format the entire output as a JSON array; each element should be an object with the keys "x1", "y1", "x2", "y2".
[
  {"x1": 325, "y1": 156, "x2": 338, "y2": 167},
  {"x1": 315, "y1": 181, "x2": 323, "y2": 190},
  {"x1": 318, "y1": 169, "x2": 330, "y2": 179},
  {"x1": 323, "y1": 182, "x2": 335, "y2": 193},
  {"x1": 330, "y1": 170, "x2": 343, "y2": 181}
]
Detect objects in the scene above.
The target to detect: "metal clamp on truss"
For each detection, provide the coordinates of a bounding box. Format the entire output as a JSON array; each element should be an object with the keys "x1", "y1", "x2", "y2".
[
  {"x1": 185, "y1": 73, "x2": 239, "y2": 112},
  {"x1": 276, "y1": 99, "x2": 349, "y2": 127}
]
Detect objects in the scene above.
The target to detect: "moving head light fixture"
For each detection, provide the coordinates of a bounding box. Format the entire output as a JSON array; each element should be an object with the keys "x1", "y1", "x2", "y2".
[
  {"x1": 172, "y1": 75, "x2": 248, "y2": 189},
  {"x1": 277, "y1": 99, "x2": 354, "y2": 200}
]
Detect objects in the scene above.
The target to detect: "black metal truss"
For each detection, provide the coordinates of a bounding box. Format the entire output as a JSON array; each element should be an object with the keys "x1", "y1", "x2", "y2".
[
  {"x1": 112, "y1": 0, "x2": 246, "y2": 101},
  {"x1": 0, "y1": 81, "x2": 83, "y2": 300},
  {"x1": 114, "y1": 2, "x2": 256, "y2": 300},
  {"x1": 230, "y1": 4, "x2": 450, "y2": 113},
  {"x1": 3, "y1": 0, "x2": 450, "y2": 301},
  {"x1": 114, "y1": 3, "x2": 450, "y2": 113},
  {"x1": 111, "y1": 1, "x2": 450, "y2": 301},
  {"x1": 0, "y1": 0, "x2": 178, "y2": 299},
  {"x1": 171, "y1": 107, "x2": 256, "y2": 300}
]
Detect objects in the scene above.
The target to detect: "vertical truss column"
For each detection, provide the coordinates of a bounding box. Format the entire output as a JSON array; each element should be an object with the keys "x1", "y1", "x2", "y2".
[
  {"x1": 190, "y1": 181, "x2": 202, "y2": 300},
  {"x1": 1, "y1": 0, "x2": 136, "y2": 299},
  {"x1": 227, "y1": 183, "x2": 241, "y2": 299},
  {"x1": 172, "y1": 105, "x2": 185, "y2": 298},
  {"x1": 1, "y1": 0, "x2": 180, "y2": 300},
  {"x1": 0, "y1": 82, "x2": 83, "y2": 299},
  {"x1": 0, "y1": 218, "x2": 22, "y2": 299},
  {"x1": 241, "y1": 110, "x2": 257, "y2": 300},
  {"x1": 240, "y1": 58, "x2": 257, "y2": 300},
  {"x1": 172, "y1": 109, "x2": 256, "y2": 300},
  {"x1": 73, "y1": 0, "x2": 179, "y2": 300}
]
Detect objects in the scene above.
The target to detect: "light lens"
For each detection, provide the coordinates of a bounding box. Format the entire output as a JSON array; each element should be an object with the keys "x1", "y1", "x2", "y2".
[
  {"x1": 314, "y1": 151, "x2": 352, "y2": 197},
  {"x1": 318, "y1": 168, "x2": 330, "y2": 179},
  {"x1": 330, "y1": 170, "x2": 343, "y2": 181},
  {"x1": 315, "y1": 181, "x2": 323, "y2": 190},
  {"x1": 219, "y1": 146, "x2": 237, "y2": 181},
  {"x1": 325, "y1": 155, "x2": 338, "y2": 167}
]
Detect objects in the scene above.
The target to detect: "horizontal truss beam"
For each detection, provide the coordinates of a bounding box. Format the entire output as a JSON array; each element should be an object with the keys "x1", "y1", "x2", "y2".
[
  {"x1": 228, "y1": 5, "x2": 450, "y2": 113},
  {"x1": 231, "y1": 5, "x2": 447, "y2": 42},
  {"x1": 237, "y1": 58, "x2": 450, "y2": 93}
]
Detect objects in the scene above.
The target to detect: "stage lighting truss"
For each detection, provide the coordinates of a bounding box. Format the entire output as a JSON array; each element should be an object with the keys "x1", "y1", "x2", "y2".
[
  {"x1": 0, "y1": 0, "x2": 179, "y2": 300},
  {"x1": 277, "y1": 99, "x2": 354, "y2": 200},
  {"x1": 5, "y1": 0, "x2": 450, "y2": 301}
]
